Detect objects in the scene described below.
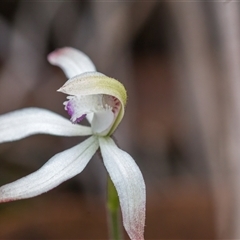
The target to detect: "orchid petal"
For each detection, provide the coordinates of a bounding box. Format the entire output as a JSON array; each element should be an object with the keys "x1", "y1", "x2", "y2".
[
  {"x1": 99, "y1": 137, "x2": 146, "y2": 240},
  {"x1": 48, "y1": 47, "x2": 96, "y2": 78},
  {"x1": 0, "y1": 136, "x2": 98, "y2": 202},
  {"x1": 0, "y1": 108, "x2": 92, "y2": 143},
  {"x1": 58, "y1": 72, "x2": 127, "y2": 135}
]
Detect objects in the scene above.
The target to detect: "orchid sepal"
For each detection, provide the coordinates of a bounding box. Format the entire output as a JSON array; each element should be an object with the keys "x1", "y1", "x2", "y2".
[
  {"x1": 47, "y1": 47, "x2": 96, "y2": 78},
  {"x1": 99, "y1": 136, "x2": 146, "y2": 240},
  {"x1": 0, "y1": 136, "x2": 99, "y2": 202},
  {"x1": 0, "y1": 107, "x2": 92, "y2": 143}
]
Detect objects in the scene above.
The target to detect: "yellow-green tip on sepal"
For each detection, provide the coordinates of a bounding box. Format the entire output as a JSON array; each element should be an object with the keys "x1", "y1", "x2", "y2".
[{"x1": 58, "y1": 72, "x2": 127, "y2": 136}]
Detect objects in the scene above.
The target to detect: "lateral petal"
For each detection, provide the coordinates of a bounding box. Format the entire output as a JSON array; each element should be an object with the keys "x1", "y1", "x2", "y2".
[
  {"x1": 0, "y1": 136, "x2": 99, "y2": 202},
  {"x1": 99, "y1": 137, "x2": 146, "y2": 240},
  {"x1": 0, "y1": 107, "x2": 92, "y2": 143},
  {"x1": 48, "y1": 47, "x2": 96, "y2": 78}
]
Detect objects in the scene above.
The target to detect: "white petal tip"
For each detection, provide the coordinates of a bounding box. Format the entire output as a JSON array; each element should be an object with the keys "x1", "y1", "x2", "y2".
[
  {"x1": 48, "y1": 47, "x2": 96, "y2": 78},
  {"x1": 47, "y1": 51, "x2": 57, "y2": 64},
  {"x1": 47, "y1": 53, "x2": 54, "y2": 64},
  {"x1": 0, "y1": 186, "x2": 20, "y2": 203},
  {"x1": 47, "y1": 47, "x2": 69, "y2": 64},
  {"x1": 0, "y1": 198, "x2": 14, "y2": 203}
]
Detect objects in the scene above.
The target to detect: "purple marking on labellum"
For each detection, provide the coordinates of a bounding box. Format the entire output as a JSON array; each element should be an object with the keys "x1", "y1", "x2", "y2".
[
  {"x1": 74, "y1": 114, "x2": 87, "y2": 123},
  {"x1": 65, "y1": 101, "x2": 74, "y2": 116}
]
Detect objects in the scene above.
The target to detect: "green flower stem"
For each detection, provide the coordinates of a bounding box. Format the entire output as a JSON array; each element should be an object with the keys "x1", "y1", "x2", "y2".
[{"x1": 107, "y1": 176, "x2": 123, "y2": 240}]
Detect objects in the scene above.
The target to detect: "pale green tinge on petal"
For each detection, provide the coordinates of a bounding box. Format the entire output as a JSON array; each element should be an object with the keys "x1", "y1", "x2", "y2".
[
  {"x1": 58, "y1": 72, "x2": 127, "y2": 136},
  {"x1": 0, "y1": 136, "x2": 99, "y2": 202},
  {"x1": 48, "y1": 47, "x2": 96, "y2": 79},
  {"x1": 99, "y1": 137, "x2": 146, "y2": 240},
  {"x1": 0, "y1": 107, "x2": 92, "y2": 143}
]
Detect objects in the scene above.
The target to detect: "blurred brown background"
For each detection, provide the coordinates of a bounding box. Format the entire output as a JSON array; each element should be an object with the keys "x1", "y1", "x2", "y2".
[{"x1": 0, "y1": 1, "x2": 240, "y2": 239}]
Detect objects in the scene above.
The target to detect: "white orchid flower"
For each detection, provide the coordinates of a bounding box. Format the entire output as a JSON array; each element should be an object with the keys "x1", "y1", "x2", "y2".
[{"x1": 0, "y1": 47, "x2": 146, "y2": 240}]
